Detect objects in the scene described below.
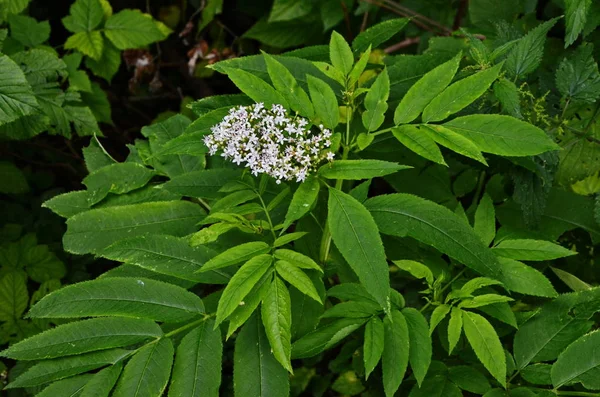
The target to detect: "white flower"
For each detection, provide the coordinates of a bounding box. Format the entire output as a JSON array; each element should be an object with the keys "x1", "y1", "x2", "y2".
[{"x1": 204, "y1": 103, "x2": 334, "y2": 182}]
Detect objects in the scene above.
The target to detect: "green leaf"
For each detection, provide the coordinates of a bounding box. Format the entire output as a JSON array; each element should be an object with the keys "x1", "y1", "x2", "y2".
[
  {"x1": 462, "y1": 310, "x2": 506, "y2": 386},
  {"x1": 493, "y1": 78, "x2": 522, "y2": 118},
  {"x1": 474, "y1": 194, "x2": 496, "y2": 246},
  {"x1": 321, "y1": 300, "x2": 380, "y2": 319},
  {"x1": 319, "y1": 160, "x2": 410, "y2": 180},
  {"x1": 101, "y1": 235, "x2": 228, "y2": 284},
  {"x1": 263, "y1": 52, "x2": 314, "y2": 118},
  {"x1": 216, "y1": 254, "x2": 272, "y2": 325},
  {"x1": 0, "y1": 54, "x2": 38, "y2": 125},
  {"x1": 227, "y1": 274, "x2": 272, "y2": 338},
  {"x1": 28, "y1": 277, "x2": 205, "y2": 322},
  {"x1": 83, "y1": 136, "x2": 115, "y2": 172},
  {"x1": 448, "y1": 307, "x2": 463, "y2": 354},
  {"x1": 234, "y1": 313, "x2": 289, "y2": 396},
  {"x1": 63, "y1": 201, "x2": 205, "y2": 254},
  {"x1": 352, "y1": 18, "x2": 409, "y2": 54},
  {"x1": 394, "y1": 52, "x2": 461, "y2": 125},
  {"x1": 243, "y1": 18, "x2": 315, "y2": 49},
  {"x1": 85, "y1": 40, "x2": 121, "y2": 81},
  {"x1": 104, "y1": 9, "x2": 167, "y2": 49},
  {"x1": 8, "y1": 15, "x2": 50, "y2": 47},
  {"x1": 443, "y1": 114, "x2": 560, "y2": 156},
  {"x1": 448, "y1": 365, "x2": 491, "y2": 395},
  {"x1": 80, "y1": 363, "x2": 123, "y2": 397},
  {"x1": 81, "y1": 82, "x2": 112, "y2": 123},
  {"x1": 392, "y1": 125, "x2": 447, "y2": 165},
  {"x1": 112, "y1": 338, "x2": 174, "y2": 397},
  {"x1": 0, "y1": 161, "x2": 29, "y2": 194},
  {"x1": 492, "y1": 239, "x2": 576, "y2": 261},
  {"x1": 269, "y1": 0, "x2": 313, "y2": 22},
  {"x1": 275, "y1": 260, "x2": 321, "y2": 303},
  {"x1": 393, "y1": 260, "x2": 434, "y2": 285},
  {"x1": 37, "y1": 374, "x2": 94, "y2": 397},
  {"x1": 221, "y1": 67, "x2": 288, "y2": 108},
  {"x1": 62, "y1": 0, "x2": 104, "y2": 33},
  {"x1": 328, "y1": 188, "x2": 390, "y2": 310},
  {"x1": 402, "y1": 307, "x2": 432, "y2": 386},
  {"x1": 330, "y1": 31, "x2": 353, "y2": 75},
  {"x1": 495, "y1": 257, "x2": 557, "y2": 297},
  {"x1": 292, "y1": 317, "x2": 367, "y2": 358},
  {"x1": 551, "y1": 330, "x2": 600, "y2": 389},
  {"x1": 363, "y1": 316, "x2": 384, "y2": 379},
  {"x1": 505, "y1": 17, "x2": 560, "y2": 79},
  {"x1": 365, "y1": 194, "x2": 502, "y2": 280},
  {"x1": 163, "y1": 169, "x2": 241, "y2": 199},
  {"x1": 362, "y1": 69, "x2": 390, "y2": 132},
  {"x1": 169, "y1": 319, "x2": 222, "y2": 397},
  {"x1": 200, "y1": 242, "x2": 270, "y2": 273},
  {"x1": 422, "y1": 63, "x2": 502, "y2": 123},
  {"x1": 83, "y1": 162, "x2": 155, "y2": 204},
  {"x1": 459, "y1": 294, "x2": 513, "y2": 308},
  {"x1": 565, "y1": 0, "x2": 591, "y2": 47},
  {"x1": 273, "y1": 232, "x2": 307, "y2": 247},
  {"x1": 1, "y1": 317, "x2": 162, "y2": 360},
  {"x1": 408, "y1": 373, "x2": 462, "y2": 397},
  {"x1": 65, "y1": 31, "x2": 104, "y2": 60},
  {"x1": 382, "y1": 310, "x2": 409, "y2": 397},
  {"x1": 422, "y1": 125, "x2": 488, "y2": 165},
  {"x1": 261, "y1": 277, "x2": 293, "y2": 372},
  {"x1": 189, "y1": 94, "x2": 253, "y2": 117},
  {"x1": 7, "y1": 349, "x2": 128, "y2": 388},
  {"x1": 274, "y1": 249, "x2": 322, "y2": 272},
  {"x1": 348, "y1": 46, "x2": 371, "y2": 87},
  {"x1": 521, "y1": 363, "x2": 552, "y2": 386},
  {"x1": 429, "y1": 304, "x2": 451, "y2": 335},
  {"x1": 556, "y1": 43, "x2": 600, "y2": 102},
  {"x1": 307, "y1": 74, "x2": 339, "y2": 129},
  {"x1": 0, "y1": 272, "x2": 28, "y2": 322},
  {"x1": 551, "y1": 267, "x2": 592, "y2": 291}
]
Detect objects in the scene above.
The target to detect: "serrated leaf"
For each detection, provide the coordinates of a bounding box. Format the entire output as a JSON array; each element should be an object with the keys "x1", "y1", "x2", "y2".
[
  {"x1": 493, "y1": 78, "x2": 522, "y2": 118},
  {"x1": 394, "y1": 52, "x2": 461, "y2": 125},
  {"x1": 365, "y1": 194, "x2": 503, "y2": 280},
  {"x1": 0, "y1": 272, "x2": 28, "y2": 322},
  {"x1": 459, "y1": 294, "x2": 513, "y2": 308},
  {"x1": 495, "y1": 257, "x2": 557, "y2": 297},
  {"x1": 348, "y1": 46, "x2": 371, "y2": 87},
  {"x1": 448, "y1": 307, "x2": 463, "y2": 354},
  {"x1": 273, "y1": 232, "x2": 307, "y2": 247},
  {"x1": 273, "y1": 249, "x2": 322, "y2": 272},
  {"x1": 216, "y1": 254, "x2": 272, "y2": 325},
  {"x1": 221, "y1": 66, "x2": 288, "y2": 109},
  {"x1": 362, "y1": 69, "x2": 389, "y2": 132},
  {"x1": 422, "y1": 124, "x2": 488, "y2": 165},
  {"x1": 448, "y1": 365, "x2": 491, "y2": 394},
  {"x1": 275, "y1": 260, "x2": 321, "y2": 303},
  {"x1": 352, "y1": 18, "x2": 409, "y2": 54},
  {"x1": 392, "y1": 125, "x2": 446, "y2": 165},
  {"x1": 8, "y1": 14, "x2": 50, "y2": 47},
  {"x1": 65, "y1": 31, "x2": 104, "y2": 60},
  {"x1": 321, "y1": 300, "x2": 380, "y2": 318},
  {"x1": 1, "y1": 317, "x2": 162, "y2": 360},
  {"x1": 292, "y1": 317, "x2": 367, "y2": 358},
  {"x1": 551, "y1": 267, "x2": 592, "y2": 291},
  {"x1": 319, "y1": 160, "x2": 410, "y2": 180},
  {"x1": 382, "y1": 310, "x2": 409, "y2": 397},
  {"x1": 307, "y1": 74, "x2": 339, "y2": 129},
  {"x1": 163, "y1": 169, "x2": 242, "y2": 199},
  {"x1": 330, "y1": 31, "x2": 353, "y2": 75},
  {"x1": 28, "y1": 277, "x2": 204, "y2": 322},
  {"x1": 0, "y1": 54, "x2": 38, "y2": 125},
  {"x1": 551, "y1": 330, "x2": 600, "y2": 389},
  {"x1": 328, "y1": 188, "x2": 390, "y2": 310},
  {"x1": 556, "y1": 43, "x2": 600, "y2": 102},
  {"x1": 402, "y1": 308, "x2": 432, "y2": 386},
  {"x1": 393, "y1": 260, "x2": 434, "y2": 285},
  {"x1": 234, "y1": 313, "x2": 289, "y2": 396},
  {"x1": 62, "y1": 0, "x2": 104, "y2": 33},
  {"x1": 200, "y1": 242, "x2": 270, "y2": 273},
  {"x1": 462, "y1": 310, "x2": 506, "y2": 386},
  {"x1": 63, "y1": 201, "x2": 205, "y2": 254},
  {"x1": 429, "y1": 304, "x2": 451, "y2": 335},
  {"x1": 112, "y1": 338, "x2": 174, "y2": 397},
  {"x1": 565, "y1": 0, "x2": 591, "y2": 47},
  {"x1": 83, "y1": 162, "x2": 155, "y2": 204},
  {"x1": 169, "y1": 319, "x2": 222, "y2": 397},
  {"x1": 364, "y1": 317, "x2": 384, "y2": 379},
  {"x1": 37, "y1": 374, "x2": 94, "y2": 397},
  {"x1": 422, "y1": 63, "x2": 502, "y2": 123},
  {"x1": 104, "y1": 9, "x2": 167, "y2": 49},
  {"x1": 474, "y1": 194, "x2": 496, "y2": 246},
  {"x1": 85, "y1": 40, "x2": 121, "y2": 82},
  {"x1": 80, "y1": 362, "x2": 123, "y2": 397},
  {"x1": 0, "y1": 160, "x2": 29, "y2": 194},
  {"x1": 493, "y1": 239, "x2": 576, "y2": 261},
  {"x1": 227, "y1": 273, "x2": 272, "y2": 338},
  {"x1": 261, "y1": 277, "x2": 293, "y2": 372}
]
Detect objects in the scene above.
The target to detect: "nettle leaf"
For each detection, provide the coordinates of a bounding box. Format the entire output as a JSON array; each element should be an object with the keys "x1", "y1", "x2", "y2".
[
  {"x1": 403, "y1": 308, "x2": 432, "y2": 386},
  {"x1": 462, "y1": 310, "x2": 506, "y2": 386},
  {"x1": 0, "y1": 54, "x2": 38, "y2": 125},
  {"x1": 112, "y1": 338, "x2": 174, "y2": 397},
  {"x1": 307, "y1": 74, "x2": 339, "y2": 129},
  {"x1": 474, "y1": 194, "x2": 496, "y2": 246},
  {"x1": 564, "y1": 0, "x2": 591, "y2": 47},
  {"x1": 352, "y1": 18, "x2": 409, "y2": 54},
  {"x1": 63, "y1": 201, "x2": 205, "y2": 254},
  {"x1": 0, "y1": 317, "x2": 162, "y2": 360},
  {"x1": 261, "y1": 276, "x2": 293, "y2": 372},
  {"x1": 263, "y1": 52, "x2": 314, "y2": 118},
  {"x1": 328, "y1": 188, "x2": 390, "y2": 310},
  {"x1": 169, "y1": 319, "x2": 222, "y2": 397},
  {"x1": 234, "y1": 314, "x2": 289, "y2": 396},
  {"x1": 551, "y1": 330, "x2": 600, "y2": 390},
  {"x1": 221, "y1": 67, "x2": 288, "y2": 108},
  {"x1": 365, "y1": 194, "x2": 502, "y2": 280},
  {"x1": 362, "y1": 68, "x2": 390, "y2": 132},
  {"x1": 496, "y1": 257, "x2": 557, "y2": 297},
  {"x1": 493, "y1": 78, "x2": 522, "y2": 118},
  {"x1": 504, "y1": 17, "x2": 560, "y2": 80},
  {"x1": 393, "y1": 52, "x2": 461, "y2": 125},
  {"x1": 27, "y1": 277, "x2": 205, "y2": 322},
  {"x1": 81, "y1": 362, "x2": 123, "y2": 397},
  {"x1": 364, "y1": 317, "x2": 384, "y2": 379},
  {"x1": 392, "y1": 125, "x2": 446, "y2": 166},
  {"x1": 215, "y1": 254, "x2": 272, "y2": 326},
  {"x1": 422, "y1": 125, "x2": 488, "y2": 165},
  {"x1": 319, "y1": 160, "x2": 410, "y2": 180},
  {"x1": 443, "y1": 115, "x2": 560, "y2": 156},
  {"x1": 104, "y1": 9, "x2": 167, "y2": 49},
  {"x1": 556, "y1": 43, "x2": 600, "y2": 102},
  {"x1": 422, "y1": 63, "x2": 502, "y2": 123},
  {"x1": 330, "y1": 31, "x2": 353, "y2": 75},
  {"x1": 492, "y1": 239, "x2": 576, "y2": 261},
  {"x1": 0, "y1": 272, "x2": 28, "y2": 322},
  {"x1": 200, "y1": 241, "x2": 270, "y2": 273},
  {"x1": 382, "y1": 310, "x2": 409, "y2": 397}
]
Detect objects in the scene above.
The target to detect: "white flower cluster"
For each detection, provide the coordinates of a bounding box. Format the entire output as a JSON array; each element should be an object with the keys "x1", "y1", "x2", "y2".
[{"x1": 204, "y1": 103, "x2": 334, "y2": 183}]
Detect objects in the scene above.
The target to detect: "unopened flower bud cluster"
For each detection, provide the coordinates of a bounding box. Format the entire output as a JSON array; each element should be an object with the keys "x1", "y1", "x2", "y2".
[{"x1": 204, "y1": 103, "x2": 334, "y2": 183}]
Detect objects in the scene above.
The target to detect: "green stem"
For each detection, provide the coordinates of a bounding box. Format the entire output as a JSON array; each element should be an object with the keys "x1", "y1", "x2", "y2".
[
  {"x1": 164, "y1": 314, "x2": 213, "y2": 338},
  {"x1": 559, "y1": 98, "x2": 571, "y2": 124},
  {"x1": 420, "y1": 268, "x2": 467, "y2": 313},
  {"x1": 257, "y1": 193, "x2": 277, "y2": 242},
  {"x1": 371, "y1": 127, "x2": 393, "y2": 137}
]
